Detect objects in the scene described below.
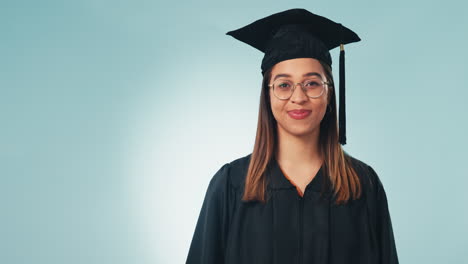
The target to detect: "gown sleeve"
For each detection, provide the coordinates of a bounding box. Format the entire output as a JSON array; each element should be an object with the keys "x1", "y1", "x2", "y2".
[
  {"x1": 367, "y1": 165, "x2": 400, "y2": 264},
  {"x1": 186, "y1": 163, "x2": 232, "y2": 264}
]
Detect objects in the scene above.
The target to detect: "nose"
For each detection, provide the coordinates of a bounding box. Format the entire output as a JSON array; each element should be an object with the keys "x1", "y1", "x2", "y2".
[{"x1": 290, "y1": 83, "x2": 308, "y2": 104}]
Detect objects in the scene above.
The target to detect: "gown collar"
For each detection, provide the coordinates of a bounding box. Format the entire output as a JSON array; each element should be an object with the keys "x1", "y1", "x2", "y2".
[{"x1": 267, "y1": 156, "x2": 326, "y2": 192}]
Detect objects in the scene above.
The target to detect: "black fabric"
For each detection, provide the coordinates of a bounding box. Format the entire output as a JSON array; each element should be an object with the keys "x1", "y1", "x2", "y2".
[
  {"x1": 261, "y1": 24, "x2": 333, "y2": 74},
  {"x1": 339, "y1": 48, "x2": 346, "y2": 145},
  {"x1": 225, "y1": 8, "x2": 360, "y2": 75},
  {"x1": 186, "y1": 153, "x2": 399, "y2": 264}
]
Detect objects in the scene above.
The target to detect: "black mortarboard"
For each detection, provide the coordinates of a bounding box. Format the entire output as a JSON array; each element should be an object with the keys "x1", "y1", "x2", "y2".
[{"x1": 226, "y1": 8, "x2": 361, "y2": 145}]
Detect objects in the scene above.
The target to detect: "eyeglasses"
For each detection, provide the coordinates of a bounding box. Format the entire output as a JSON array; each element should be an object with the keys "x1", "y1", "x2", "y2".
[{"x1": 268, "y1": 77, "x2": 330, "y2": 100}]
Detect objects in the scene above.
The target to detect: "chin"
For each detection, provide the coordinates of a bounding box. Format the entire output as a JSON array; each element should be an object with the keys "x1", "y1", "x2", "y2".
[
  {"x1": 281, "y1": 124, "x2": 316, "y2": 137},
  {"x1": 290, "y1": 129, "x2": 315, "y2": 137}
]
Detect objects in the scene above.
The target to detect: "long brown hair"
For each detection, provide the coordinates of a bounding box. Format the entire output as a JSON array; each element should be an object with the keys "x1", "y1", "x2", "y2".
[{"x1": 242, "y1": 60, "x2": 362, "y2": 205}]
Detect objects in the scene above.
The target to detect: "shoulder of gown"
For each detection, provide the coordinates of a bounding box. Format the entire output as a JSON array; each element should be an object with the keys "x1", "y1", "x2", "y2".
[
  {"x1": 197, "y1": 152, "x2": 251, "y2": 199},
  {"x1": 226, "y1": 153, "x2": 252, "y2": 189},
  {"x1": 344, "y1": 153, "x2": 384, "y2": 195},
  {"x1": 186, "y1": 154, "x2": 250, "y2": 264},
  {"x1": 345, "y1": 153, "x2": 400, "y2": 264}
]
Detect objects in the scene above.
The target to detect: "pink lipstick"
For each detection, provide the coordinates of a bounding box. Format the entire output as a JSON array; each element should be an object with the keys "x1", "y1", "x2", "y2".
[{"x1": 287, "y1": 110, "x2": 311, "y2": 120}]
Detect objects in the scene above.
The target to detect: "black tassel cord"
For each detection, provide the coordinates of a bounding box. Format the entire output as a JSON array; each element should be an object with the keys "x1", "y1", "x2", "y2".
[{"x1": 338, "y1": 44, "x2": 346, "y2": 145}]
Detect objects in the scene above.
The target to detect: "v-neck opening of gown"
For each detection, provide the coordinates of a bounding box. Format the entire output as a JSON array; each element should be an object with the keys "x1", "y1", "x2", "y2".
[
  {"x1": 279, "y1": 167, "x2": 305, "y2": 197},
  {"x1": 276, "y1": 160, "x2": 323, "y2": 198}
]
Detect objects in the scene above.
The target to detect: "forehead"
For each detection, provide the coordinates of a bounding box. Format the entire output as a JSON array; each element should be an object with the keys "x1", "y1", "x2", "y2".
[{"x1": 270, "y1": 58, "x2": 324, "y2": 77}]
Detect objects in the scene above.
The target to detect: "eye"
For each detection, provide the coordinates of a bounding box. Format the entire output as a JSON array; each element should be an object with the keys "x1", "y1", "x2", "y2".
[
  {"x1": 304, "y1": 80, "x2": 321, "y2": 87},
  {"x1": 277, "y1": 81, "x2": 292, "y2": 89}
]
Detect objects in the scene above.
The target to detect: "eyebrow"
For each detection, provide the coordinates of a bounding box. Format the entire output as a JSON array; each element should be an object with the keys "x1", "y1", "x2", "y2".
[{"x1": 273, "y1": 72, "x2": 322, "y2": 81}]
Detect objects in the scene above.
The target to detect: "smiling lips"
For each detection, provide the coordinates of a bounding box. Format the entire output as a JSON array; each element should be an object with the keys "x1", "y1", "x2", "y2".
[{"x1": 287, "y1": 109, "x2": 311, "y2": 120}]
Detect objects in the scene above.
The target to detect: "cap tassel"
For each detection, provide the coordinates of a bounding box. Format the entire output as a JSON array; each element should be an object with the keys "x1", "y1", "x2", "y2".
[{"x1": 339, "y1": 43, "x2": 346, "y2": 145}]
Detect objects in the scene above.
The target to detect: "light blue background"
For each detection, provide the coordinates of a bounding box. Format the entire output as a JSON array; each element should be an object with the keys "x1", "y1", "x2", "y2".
[{"x1": 1, "y1": 0, "x2": 467, "y2": 263}]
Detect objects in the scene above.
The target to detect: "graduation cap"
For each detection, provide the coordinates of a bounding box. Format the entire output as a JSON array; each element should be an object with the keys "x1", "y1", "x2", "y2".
[{"x1": 225, "y1": 8, "x2": 361, "y2": 145}]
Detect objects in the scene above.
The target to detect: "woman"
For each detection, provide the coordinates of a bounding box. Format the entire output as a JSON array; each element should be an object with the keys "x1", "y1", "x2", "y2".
[{"x1": 186, "y1": 8, "x2": 399, "y2": 264}]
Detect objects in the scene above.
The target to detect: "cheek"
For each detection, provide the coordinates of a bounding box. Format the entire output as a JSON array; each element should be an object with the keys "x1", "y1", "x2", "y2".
[
  {"x1": 270, "y1": 99, "x2": 282, "y2": 119},
  {"x1": 313, "y1": 100, "x2": 328, "y2": 119},
  {"x1": 269, "y1": 92, "x2": 276, "y2": 109},
  {"x1": 317, "y1": 99, "x2": 327, "y2": 112}
]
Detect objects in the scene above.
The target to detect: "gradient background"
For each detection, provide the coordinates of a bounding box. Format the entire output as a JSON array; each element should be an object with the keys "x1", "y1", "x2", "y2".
[{"x1": 2, "y1": 0, "x2": 467, "y2": 263}]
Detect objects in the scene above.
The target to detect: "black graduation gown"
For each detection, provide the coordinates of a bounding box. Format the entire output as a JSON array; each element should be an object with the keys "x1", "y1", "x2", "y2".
[{"x1": 186, "y1": 153, "x2": 399, "y2": 264}]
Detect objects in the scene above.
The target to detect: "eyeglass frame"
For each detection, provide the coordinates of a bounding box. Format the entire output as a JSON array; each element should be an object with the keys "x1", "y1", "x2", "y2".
[{"x1": 268, "y1": 77, "x2": 330, "y2": 100}]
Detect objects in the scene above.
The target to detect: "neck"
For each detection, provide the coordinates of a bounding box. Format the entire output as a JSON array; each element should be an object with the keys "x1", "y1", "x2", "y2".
[{"x1": 275, "y1": 125, "x2": 323, "y2": 166}]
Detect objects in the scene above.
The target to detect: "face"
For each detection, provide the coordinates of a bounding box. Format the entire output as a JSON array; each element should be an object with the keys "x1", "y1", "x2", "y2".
[{"x1": 269, "y1": 58, "x2": 329, "y2": 138}]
